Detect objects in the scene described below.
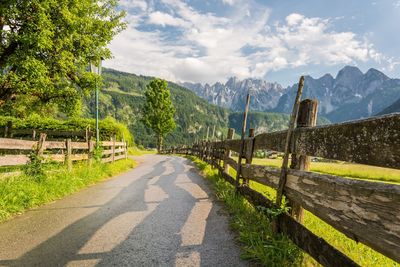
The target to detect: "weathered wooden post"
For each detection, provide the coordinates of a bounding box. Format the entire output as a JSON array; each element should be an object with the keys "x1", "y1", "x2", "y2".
[
  {"x1": 276, "y1": 76, "x2": 305, "y2": 206},
  {"x1": 4, "y1": 121, "x2": 12, "y2": 138},
  {"x1": 223, "y1": 128, "x2": 235, "y2": 174},
  {"x1": 289, "y1": 99, "x2": 318, "y2": 222},
  {"x1": 88, "y1": 136, "x2": 94, "y2": 166},
  {"x1": 111, "y1": 134, "x2": 116, "y2": 162},
  {"x1": 37, "y1": 133, "x2": 47, "y2": 157},
  {"x1": 243, "y1": 128, "x2": 255, "y2": 186},
  {"x1": 123, "y1": 138, "x2": 128, "y2": 159},
  {"x1": 235, "y1": 93, "x2": 251, "y2": 189},
  {"x1": 66, "y1": 138, "x2": 72, "y2": 171}
]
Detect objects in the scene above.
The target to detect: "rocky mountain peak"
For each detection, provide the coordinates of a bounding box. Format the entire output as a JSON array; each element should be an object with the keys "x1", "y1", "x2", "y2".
[{"x1": 365, "y1": 68, "x2": 388, "y2": 80}]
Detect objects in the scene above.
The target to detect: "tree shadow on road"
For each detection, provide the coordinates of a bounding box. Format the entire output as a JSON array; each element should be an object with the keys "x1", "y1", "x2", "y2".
[{"x1": 0, "y1": 156, "x2": 246, "y2": 267}]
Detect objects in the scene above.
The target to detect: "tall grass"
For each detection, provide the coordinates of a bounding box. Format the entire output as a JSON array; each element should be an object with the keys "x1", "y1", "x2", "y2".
[
  {"x1": 0, "y1": 159, "x2": 136, "y2": 222},
  {"x1": 188, "y1": 156, "x2": 303, "y2": 266}
]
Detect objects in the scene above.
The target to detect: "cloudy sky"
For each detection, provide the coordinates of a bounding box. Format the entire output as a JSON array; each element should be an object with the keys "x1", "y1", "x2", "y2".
[{"x1": 104, "y1": 0, "x2": 400, "y2": 86}]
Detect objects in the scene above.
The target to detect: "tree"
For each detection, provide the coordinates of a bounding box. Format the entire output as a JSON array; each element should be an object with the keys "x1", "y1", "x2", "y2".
[
  {"x1": 0, "y1": 0, "x2": 125, "y2": 117},
  {"x1": 142, "y1": 79, "x2": 176, "y2": 152}
]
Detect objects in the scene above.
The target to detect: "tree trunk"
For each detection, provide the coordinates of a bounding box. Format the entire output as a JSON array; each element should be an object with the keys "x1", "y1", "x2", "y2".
[{"x1": 157, "y1": 134, "x2": 163, "y2": 153}]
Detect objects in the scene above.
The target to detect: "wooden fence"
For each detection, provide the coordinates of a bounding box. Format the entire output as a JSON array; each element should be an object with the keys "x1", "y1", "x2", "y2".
[
  {"x1": 0, "y1": 133, "x2": 127, "y2": 168},
  {"x1": 162, "y1": 101, "x2": 400, "y2": 266}
]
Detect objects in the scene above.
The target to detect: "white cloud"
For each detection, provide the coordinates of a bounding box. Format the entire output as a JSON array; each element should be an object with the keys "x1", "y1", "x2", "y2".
[
  {"x1": 148, "y1": 11, "x2": 190, "y2": 27},
  {"x1": 222, "y1": 0, "x2": 236, "y2": 5},
  {"x1": 105, "y1": 1, "x2": 389, "y2": 84},
  {"x1": 119, "y1": 0, "x2": 147, "y2": 11}
]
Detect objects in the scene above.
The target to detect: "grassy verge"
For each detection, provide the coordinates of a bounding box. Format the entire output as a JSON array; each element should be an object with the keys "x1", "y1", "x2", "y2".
[
  {"x1": 0, "y1": 159, "x2": 136, "y2": 223},
  {"x1": 128, "y1": 146, "x2": 157, "y2": 156},
  {"x1": 187, "y1": 156, "x2": 303, "y2": 266}
]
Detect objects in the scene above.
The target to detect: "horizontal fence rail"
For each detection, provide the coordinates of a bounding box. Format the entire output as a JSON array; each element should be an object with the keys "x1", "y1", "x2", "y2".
[
  {"x1": 161, "y1": 110, "x2": 400, "y2": 266},
  {"x1": 0, "y1": 132, "x2": 127, "y2": 168}
]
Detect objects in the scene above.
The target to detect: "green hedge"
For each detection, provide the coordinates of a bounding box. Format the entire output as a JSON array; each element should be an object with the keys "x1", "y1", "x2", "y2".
[{"x1": 0, "y1": 115, "x2": 134, "y2": 145}]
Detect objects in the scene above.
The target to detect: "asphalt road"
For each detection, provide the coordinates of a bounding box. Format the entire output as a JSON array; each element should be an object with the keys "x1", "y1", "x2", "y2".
[{"x1": 0, "y1": 155, "x2": 248, "y2": 267}]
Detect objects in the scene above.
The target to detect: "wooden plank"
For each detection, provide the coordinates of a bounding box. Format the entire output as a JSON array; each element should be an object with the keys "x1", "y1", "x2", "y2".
[
  {"x1": 241, "y1": 163, "x2": 400, "y2": 262},
  {"x1": 253, "y1": 113, "x2": 400, "y2": 169},
  {"x1": 71, "y1": 142, "x2": 89, "y2": 150},
  {"x1": 225, "y1": 157, "x2": 238, "y2": 171},
  {"x1": 215, "y1": 164, "x2": 236, "y2": 185},
  {"x1": 223, "y1": 139, "x2": 241, "y2": 153},
  {"x1": 71, "y1": 154, "x2": 89, "y2": 161},
  {"x1": 101, "y1": 141, "x2": 113, "y2": 147},
  {"x1": 253, "y1": 130, "x2": 288, "y2": 153},
  {"x1": 114, "y1": 141, "x2": 126, "y2": 147},
  {"x1": 0, "y1": 138, "x2": 36, "y2": 150},
  {"x1": 102, "y1": 147, "x2": 125, "y2": 156},
  {"x1": 114, "y1": 148, "x2": 125, "y2": 154},
  {"x1": 241, "y1": 164, "x2": 280, "y2": 188},
  {"x1": 293, "y1": 113, "x2": 400, "y2": 169},
  {"x1": 0, "y1": 155, "x2": 29, "y2": 166},
  {"x1": 46, "y1": 141, "x2": 66, "y2": 149},
  {"x1": 101, "y1": 157, "x2": 113, "y2": 163},
  {"x1": 236, "y1": 185, "x2": 359, "y2": 267},
  {"x1": 44, "y1": 154, "x2": 65, "y2": 162},
  {"x1": 114, "y1": 154, "x2": 126, "y2": 161}
]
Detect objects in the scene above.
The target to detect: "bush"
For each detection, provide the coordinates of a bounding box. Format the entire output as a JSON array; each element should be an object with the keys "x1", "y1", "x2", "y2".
[{"x1": 0, "y1": 115, "x2": 134, "y2": 145}]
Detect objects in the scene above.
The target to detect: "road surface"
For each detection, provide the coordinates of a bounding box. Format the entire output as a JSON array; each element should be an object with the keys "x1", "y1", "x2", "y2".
[{"x1": 0, "y1": 155, "x2": 247, "y2": 267}]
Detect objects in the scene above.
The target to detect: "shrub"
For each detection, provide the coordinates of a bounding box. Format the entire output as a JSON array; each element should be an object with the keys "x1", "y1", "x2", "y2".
[{"x1": 0, "y1": 115, "x2": 134, "y2": 145}]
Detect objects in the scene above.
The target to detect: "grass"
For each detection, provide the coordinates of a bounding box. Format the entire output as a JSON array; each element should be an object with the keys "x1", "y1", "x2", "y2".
[
  {"x1": 187, "y1": 156, "x2": 303, "y2": 267},
  {"x1": 0, "y1": 159, "x2": 136, "y2": 223},
  {"x1": 128, "y1": 146, "x2": 157, "y2": 156}
]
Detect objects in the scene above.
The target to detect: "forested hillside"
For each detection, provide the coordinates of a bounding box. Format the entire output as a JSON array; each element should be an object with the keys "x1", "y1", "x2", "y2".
[{"x1": 86, "y1": 69, "x2": 229, "y2": 147}]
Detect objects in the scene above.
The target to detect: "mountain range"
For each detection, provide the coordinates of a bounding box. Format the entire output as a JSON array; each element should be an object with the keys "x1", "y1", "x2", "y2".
[{"x1": 182, "y1": 66, "x2": 400, "y2": 122}]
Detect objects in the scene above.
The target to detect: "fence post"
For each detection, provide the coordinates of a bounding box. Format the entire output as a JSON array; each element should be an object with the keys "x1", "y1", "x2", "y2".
[
  {"x1": 243, "y1": 128, "x2": 255, "y2": 186},
  {"x1": 4, "y1": 121, "x2": 12, "y2": 138},
  {"x1": 88, "y1": 136, "x2": 94, "y2": 166},
  {"x1": 66, "y1": 138, "x2": 72, "y2": 171},
  {"x1": 112, "y1": 134, "x2": 116, "y2": 162},
  {"x1": 123, "y1": 138, "x2": 128, "y2": 159},
  {"x1": 223, "y1": 128, "x2": 235, "y2": 173},
  {"x1": 37, "y1": 133, "x2": 47, "y2": 157},
  {"x1": 235, "y1": 92, "x2": 251, "y2": 189},
  {"x1": 289, "y1": 99, "x2": 318, "y2": 222}
]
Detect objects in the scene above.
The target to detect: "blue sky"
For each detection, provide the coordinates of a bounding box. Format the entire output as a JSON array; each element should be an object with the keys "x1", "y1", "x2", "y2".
[{"x1": 104, "y1": 0, "x2": 400, "y2": 86}]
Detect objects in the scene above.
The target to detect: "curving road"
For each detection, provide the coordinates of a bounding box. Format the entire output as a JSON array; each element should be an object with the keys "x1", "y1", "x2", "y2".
[{"x1": 0, "y1": 155, "x2": 247, "y2": 267}]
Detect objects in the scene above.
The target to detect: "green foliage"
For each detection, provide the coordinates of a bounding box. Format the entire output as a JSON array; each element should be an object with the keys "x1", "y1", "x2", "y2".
[
  {"x1": 0, "y1": 159, "x2": 136, "y2": 222},
  {"x1": 0, "y1": 115, "x2": 134, "y2": 145},
  {"x1": 0, "y1": 0, "x2": 126, "y2": 116},
  {"x1": 142, "y1": 79, "x2": 176, "y2": 151},
  {"x1": 24, "y1": 152, "x2": 46, "y2": 181}
]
